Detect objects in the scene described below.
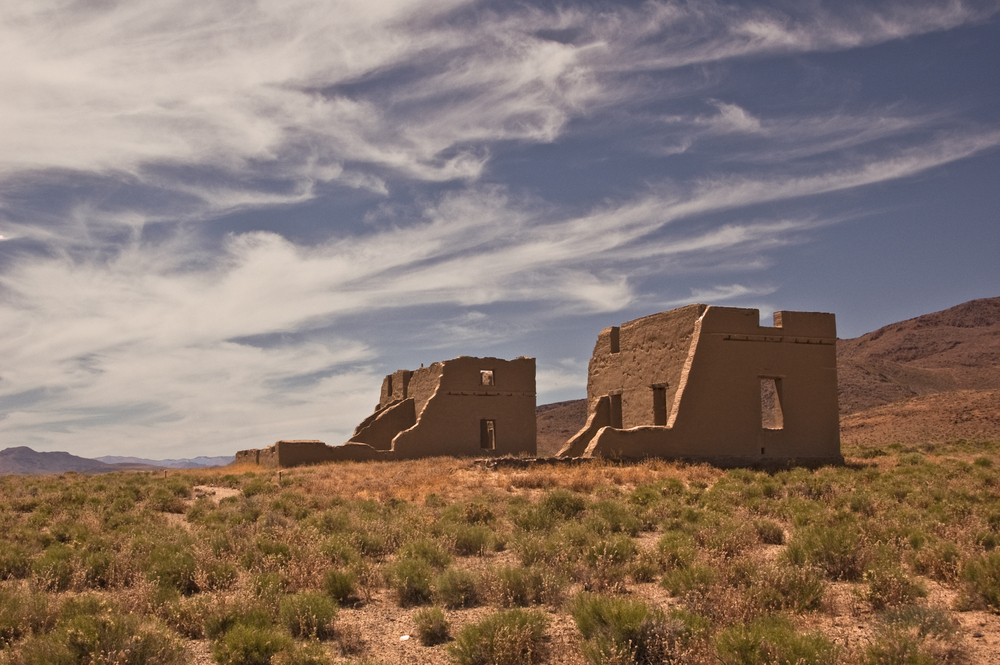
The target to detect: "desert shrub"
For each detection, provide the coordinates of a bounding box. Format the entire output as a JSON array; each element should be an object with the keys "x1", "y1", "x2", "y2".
[
  {"x1": 588, "y1": 500, "x2": 642, "y2": 536},
  {"x1": 212, "y1": 623, "x2": 294, "y2": 665},
  {"x1": 320, "y1": 536, "x2": 360, "y2": 566},
  {"x1": 542, "y1": 488, "x2": 587, "y2": 519},
  {"x1": 862, "y1": 566, "x2": 926, "y2": 611},
  {"x1": 452, "y1": 525, "x2": 495, "y2": 556},
  {"x1": 657, "y1": 531, "x2": 697, "y2": 570},
  {"x1": 242, "y1": 477, "x2": 276, "y2": 498},
  {"x1": 752, "y1": 564, "x2": 826, "y2": 613},
  {"x1": 271, "y1": 640, "x2": 333, "y2": 665},
  {"x1": 204, "y1": 560, "x2": 239, "y2": 591},
  {"x1": 385, "y1": 557, "x2": 433, "y2": 606},
  {"x1": 956, "y1": 551, "x2": 1000, "y2": 611},
  {"x1": 204, "y1": 597, "x2": 274, "y2": 640},
  {"x1": 585, "y1": 534, "x2": 638, "y2": 568},
  {"x1": 754, "y1": 520, "x2": 785, "y2": 545},
  {"x1": 434, "y1": 568, "x2": 481, "y2": 609},
  {"x1": 148, "y1": 487, "x2": 187, "y2": 514},
  {"x1": 862, "y1": 608, "x2": 965, "y2": 665},
  {"x1": 629, "y1": 552, "x2": 661, "y2": 583},
  {"x1": 323, "y1": 568, "x2": 357, "y2": 604},
  {"x1": 146, "y1": 541, "x2": 199, "y2": 595},
  {"x1": 787, "y1": 524, "x2": 868, "y2": 581},
  {"x1": 0, "y1": 586, "x2": 57, "y2": 646},
  {"x1": 702, "y1": 522, "x2": 756, "y2": 559},
  {"x1": 278, "y1": 592, "x2": 337, "y2": 639},
  {"x1": 463, "y1": 501, "x2": 496, "y2": 524},
  {"x1": 491, "y1": 566, "x2": 562, "y2": 607},
  {"x1": 513, "y1": 503, "x2": 559, "y2": 532},
  {"x1": 413, "y1": 606, "x2": 451, "y2": 646},
  {"x1": 159, "y1": 593, "x2": 212, "y2": 639},
  {"x1": 448, "y1": 608, "x2": 549, "y2": 665},
  {"x1": 714, "y1": 615, "x2": 838, "y2": 665},
  {"x1": 661, "y1": 563, "x2": 717, "y2": 597},
  {"x1": 0, "y1": 542, "x2": 32, "y2": 580},
  {"x1": 910, "y1": 539, "x2": 962, "y2": 582},
  {"x1": 399, "y1": 538, "x2": 451, "y2": 569},
  {"x1": 570, "y1": 593, "x2": 686, "y2": 665},
  {"x1": 242, "y1": 537, "x2": 293, "y2": 571},
  {"x1": 31, "y1": 544, "x2": 75, "y2": 591},
  {"x1": 12, "y1": 601, "x2": 186, "y2": 665}
]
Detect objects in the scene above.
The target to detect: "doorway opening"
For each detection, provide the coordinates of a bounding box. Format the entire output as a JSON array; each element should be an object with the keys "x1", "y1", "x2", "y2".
[{"x1": 480, "y1": 419, "x2": 496, "y2": 449}]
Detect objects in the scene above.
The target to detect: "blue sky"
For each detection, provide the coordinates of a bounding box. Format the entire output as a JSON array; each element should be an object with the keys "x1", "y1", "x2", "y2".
[{"x1": 0, "y1": 0, "x2": 997, "y2": 458}]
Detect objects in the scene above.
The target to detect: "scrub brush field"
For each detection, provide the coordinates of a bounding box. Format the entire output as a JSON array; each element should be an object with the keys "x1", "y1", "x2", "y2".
[{"x1": 1, "y1": 439, "x2": 999, "y2": 665}]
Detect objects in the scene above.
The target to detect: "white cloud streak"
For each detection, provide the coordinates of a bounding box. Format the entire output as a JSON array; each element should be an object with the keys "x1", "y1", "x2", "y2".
[{"x1": 0, "y1": 0, "x2": 996, "y2": 455}]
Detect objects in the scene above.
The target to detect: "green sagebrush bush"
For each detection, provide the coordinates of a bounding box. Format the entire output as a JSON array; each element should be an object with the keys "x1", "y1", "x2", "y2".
[
  {"x1": 413, "y1": 606, "x2": 451, "y2": 646},
  {"x1": 0, "y1": 542, "x2": 32, "y2": 580},
  {"x1": 212, "y1": 623, "x2": 293, "y2": 665},
  {"x1": 322, "y1": 567, "x2": 357, "y2": 605},
  {"x1": 385, "y1": 557, "x2": 433, "y2": 607},
  {"x1": 570, "y1": 593, "x2": 688, "y2": 665},
  {"x1": 433, "y1": 567, "x2": 482, "y2": 609},
  {"x1": 8, "y1": 596, "x2": 186, "y2": 665},
  {"x1": 862, "y1": 606, "x2": 965, "y2": 665},
  {"x1": 956, "y1": 550, "x2": 1000, "y2": 612},
  {"x1": 448, "y1": 608, "x2": 549, "y2": 665},
  {"x1": 452, "y1": 524, "x2": 496, "y2": 556},
  {"x1": 714, "y1": 615, "x2": 838, "y2": 665},
  {"x1": 398, "y1": 538, "x2": 452, "y2": 569},
  {"x1": 0, "y1": 586, "x2": 57, "y2": 647},
  {"x1": 491, "y1": 565, "x2": 563, "y2": 607},
  {"x1": 861, "y1": 566, "x2": 926, "y2": 611},
  {"x1": 278, "y1": 592, "x2": 337, "y2": 639},
  {"x1": 785, "y1": 523, "x2": 869, "y2": 581}
]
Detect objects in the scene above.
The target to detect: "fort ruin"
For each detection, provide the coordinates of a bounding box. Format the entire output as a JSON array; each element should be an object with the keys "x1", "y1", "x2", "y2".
[
  {"x1": 235, "y1": 356, "x2": 536, "y2": 466},
  {"x1": 236, "y1": 304, "x2": 842, "y2": 467},
  {"x1": 559, "y1": 304, "x2": 843, "y2": 464}
]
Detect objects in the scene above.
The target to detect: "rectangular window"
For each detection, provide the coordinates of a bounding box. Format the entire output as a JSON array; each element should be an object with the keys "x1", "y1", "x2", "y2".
[
  {"x1": 652, "y1": 385, "x2": 667, "y2": 426},
  {"x1": 760, "y1": 378, "x2": 784, "y2": 430},
  {"x1": 609, "y1": 326, "x2": 620, "y2": 354},
  {"x1": 480, "y1": 370, "x2": 494, "y2": 386},
  {"x1": 480, "y1": 419, "x2": 496, "y2": 449},
  {"x1": 609, "y1": 393, "x2": 623, "y2": 429}
]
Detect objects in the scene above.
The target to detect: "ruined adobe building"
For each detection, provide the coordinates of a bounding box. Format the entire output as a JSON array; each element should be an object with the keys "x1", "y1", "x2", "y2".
[
  {"x1": 558, "y1": 304, "x2": 842, "y2": 464},
  {"x1": 234, "y1": 356, "x2": 536, "y2": 466}
]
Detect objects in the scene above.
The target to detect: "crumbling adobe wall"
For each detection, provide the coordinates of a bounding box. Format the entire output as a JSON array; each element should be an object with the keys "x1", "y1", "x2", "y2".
[
  {"x1": 391, "y1": 356, "x2": 536, "y2": 458},
  {"x1": 236, "y1": 356, "x2": 536, "y2": 467},
  {"x1": 563, "y1": 305, "x2": 842, "y2": 464}
]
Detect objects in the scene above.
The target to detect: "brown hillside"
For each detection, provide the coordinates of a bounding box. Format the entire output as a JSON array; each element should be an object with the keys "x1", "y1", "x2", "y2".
[
  {"x1": 837, "y1": 296, "x2": 1000, "y2": 414},
  {"x1": 536, "y1": 399, "x2": 588, "y2": 457}
]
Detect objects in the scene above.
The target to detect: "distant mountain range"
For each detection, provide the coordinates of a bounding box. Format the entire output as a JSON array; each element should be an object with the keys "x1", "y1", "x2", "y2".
[
  {"x1": 0, "y1": 446, "x2": 234, "y2": 475},
  {"x1": 537, "y1": 296, "x2": 1000, "y2": 455},
  {"x1": 94, "y1": 455, "x2": 235, "y2": 469}
]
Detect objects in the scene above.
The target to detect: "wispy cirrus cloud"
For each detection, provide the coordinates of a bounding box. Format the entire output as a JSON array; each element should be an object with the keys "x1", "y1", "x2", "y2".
[{"x1": 0, "y1": 0, "x2": 997, "y2": 456}]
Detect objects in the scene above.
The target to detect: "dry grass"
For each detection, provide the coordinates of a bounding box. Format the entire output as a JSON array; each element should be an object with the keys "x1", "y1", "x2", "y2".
[{"x1": 0, "y1": 440, "x2": 998, "y2": 665}]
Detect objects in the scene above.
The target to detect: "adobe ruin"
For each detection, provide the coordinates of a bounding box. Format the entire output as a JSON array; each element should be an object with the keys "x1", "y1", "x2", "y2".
[
  {"x1": 234, "y1": 356, "x2": 536, "y2": 466},
  {"x1": 558, "y1": 304, "x2": 842, "y2": 464}
]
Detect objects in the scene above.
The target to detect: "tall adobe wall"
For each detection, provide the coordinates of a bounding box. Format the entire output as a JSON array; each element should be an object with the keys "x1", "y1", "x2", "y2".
[{"x1": 561, "y1": 305, "x2": 842, "y2": 464}]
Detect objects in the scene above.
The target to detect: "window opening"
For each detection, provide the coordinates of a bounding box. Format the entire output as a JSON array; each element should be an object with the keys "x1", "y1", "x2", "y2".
[
  {"x1": 480, "y1": 370, "x2": 494, "y2": 386},
  {"x1": 609, "y1": 327, "x2": 620, "y2": 354},
  {"x1": 652, "y1": 385, "x2": 667, "y2": 426},
  {"x1": 760, "y1": 378, "x2": 784, "y2": 430},
  {"x1": 480, "y1": 419, "x2": 496, "y2": 449},
  {"x1": 610, "y1": 393, "x2": 623, "y2": 429}
]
